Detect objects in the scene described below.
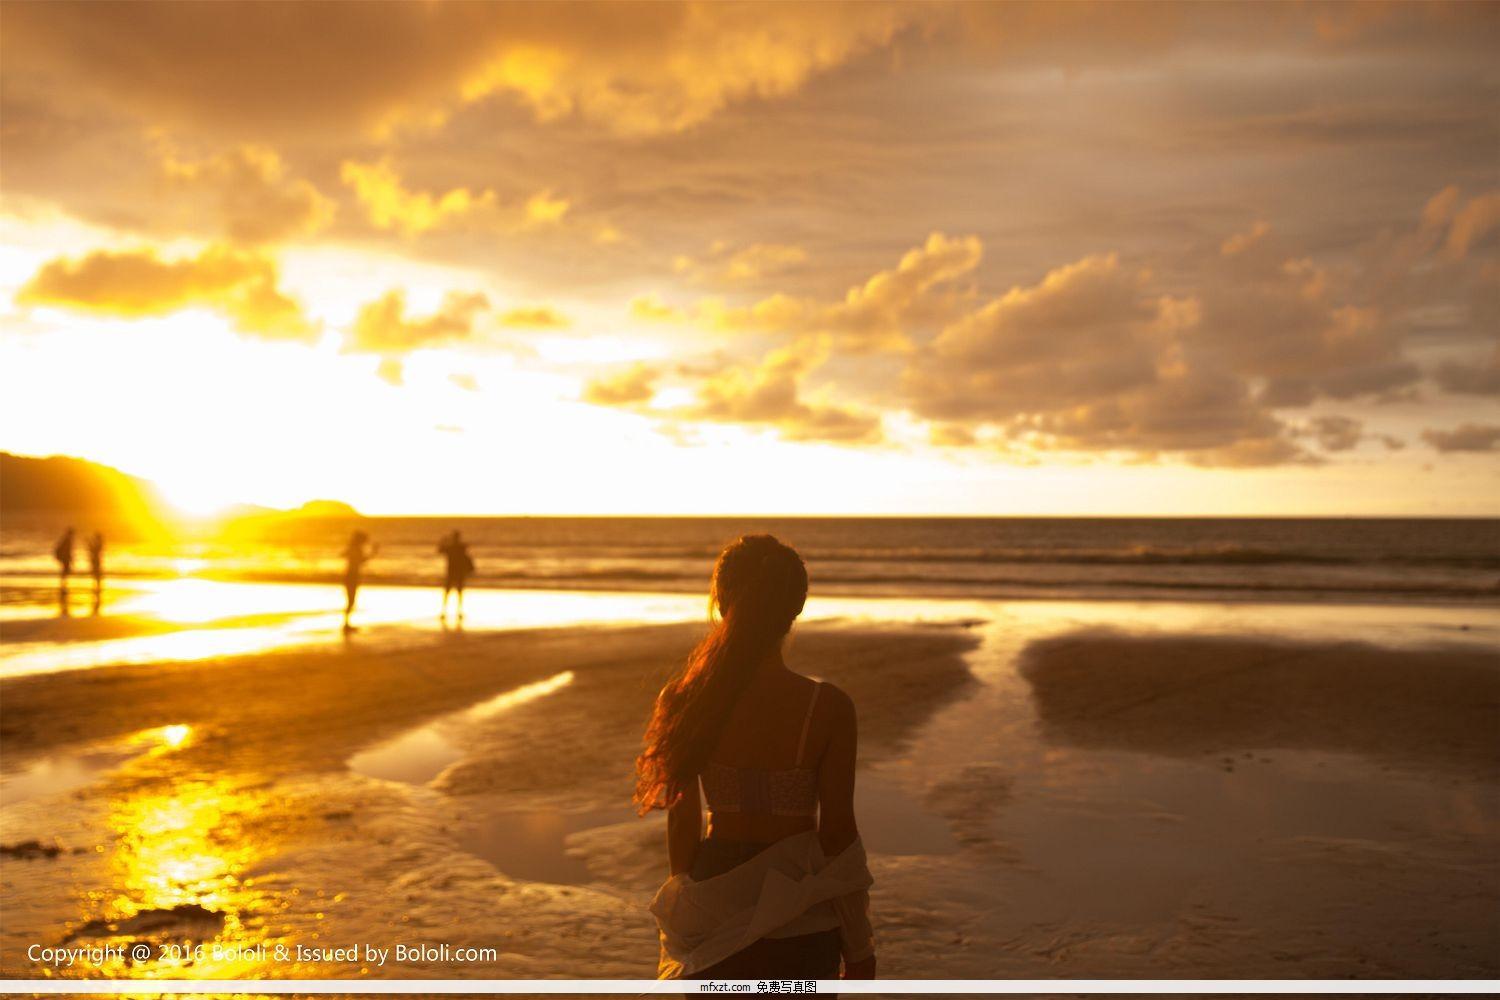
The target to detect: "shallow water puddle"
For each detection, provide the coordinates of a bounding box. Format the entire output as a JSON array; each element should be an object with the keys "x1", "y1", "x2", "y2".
[
  {"x1": 347, "y1": 671, "x2": 575, "y2": 785},
  {"x1": 1, "y1": 724, "x2": 195, "y2": 806},
  {"x1": 1, "y1": 749, "x2": 132, "y2": 805},
  {"x1": 345, "y1": 725, "x2": 462, "y2": 785},
  {"x1": 457, "y1": 805, "x2": 630, "y2": 884},
  {"x1": 856, "y1": 774, "x2": 959, "y2": 856}
]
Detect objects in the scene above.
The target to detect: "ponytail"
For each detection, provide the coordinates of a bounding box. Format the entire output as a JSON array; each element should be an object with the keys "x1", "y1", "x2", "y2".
[{"x1": 634, "y1": 535, "x2": 807, "y2": 814}]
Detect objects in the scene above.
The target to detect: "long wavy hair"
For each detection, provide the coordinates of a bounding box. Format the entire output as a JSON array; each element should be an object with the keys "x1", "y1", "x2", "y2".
[{"x1": 634, "y1": 534, "x2": 808, "y2": 814}]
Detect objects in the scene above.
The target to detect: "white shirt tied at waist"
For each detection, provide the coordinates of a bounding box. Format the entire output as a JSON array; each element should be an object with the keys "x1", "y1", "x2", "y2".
[{"x1": 650, "y1": 831, "x2": 876, "y2": 979}]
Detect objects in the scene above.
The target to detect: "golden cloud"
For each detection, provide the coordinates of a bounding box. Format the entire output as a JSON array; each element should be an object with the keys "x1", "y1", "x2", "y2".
[
  {"x1": 161, "y1": 142, "x2": 335, "y2": 243},
  {"x1": 0, "y1": 2, "x2": 926, "y2": 141},
  {"x1": 17, "y1": 245, "x2": 316, "y2": 340},
  {"x1": 341, "y1": 158, "x2": 497, "y2": 236},
  {"x1": 523, "y1": 190, "x2": 571, "y2": 226},
  {"x1": 456, "y1": 4, "x2": 919, "y2": 137},
  {"x1": 1444, "y1": 190, "x2": 1500, "y2": 260},
  {"x1": 907, "y1": 252, "x2": 1165, "y2": 416},
  {"x1": 580, "y1": 341, "x2": 880, "y2": 445},
  {"x1": 629, "y1": 294, "x2": 686, "y2": 322},
  {"x1": 593, "y1": 222, "x2": 626, "y2": 246},
  {"x1": 349, "y1": 289, "x2": 490, "y2": 352},
  {"x1": 498, "y1": 306, "x2": 570, "y2": 328},
  {"x1": 582, "y1": 363, "x2": 659, "y2": 406},
  {"x1": 675, "y1": 241, "x2": 809, "y2": 283},
  {"x1": 656, "y1": 233, "x2": 982, "y2": 351},
  {"x1": 900, "y1": 250, "x2": 1310, "y2": 464},
  {"x1": 683, "y1": 345, "x2": 882, "y2": 444}
]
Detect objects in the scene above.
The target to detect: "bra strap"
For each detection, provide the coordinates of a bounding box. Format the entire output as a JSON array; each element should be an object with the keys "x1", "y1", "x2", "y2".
[{"x1": 794, "y1": 682, "x2": 821, "y2": 766}]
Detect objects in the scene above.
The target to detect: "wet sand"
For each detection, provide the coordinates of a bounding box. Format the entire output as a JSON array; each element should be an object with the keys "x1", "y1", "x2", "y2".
[
  {"x1": 1, "y1": 593, "x2": 1497, "y2": 980},
  {"x1": 1020, "y1": 631, "x2": 1500, "y2": 779}
]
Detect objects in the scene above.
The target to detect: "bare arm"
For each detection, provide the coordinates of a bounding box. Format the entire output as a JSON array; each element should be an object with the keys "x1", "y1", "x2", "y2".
[
  {"x1": 666, "y1": 776, "x2": 702, "y2": 877},
  {"x1": 816, "y1": 687, "x2": 859, "y2": 857},
  {"x1": 817, "y1": 687, "x2": 876, "y2": 977}
]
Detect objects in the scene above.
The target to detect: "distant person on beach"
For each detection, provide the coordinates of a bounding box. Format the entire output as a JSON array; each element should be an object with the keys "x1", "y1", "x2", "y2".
[
  {"x1": 341, "y1": 530, "x2": 377, "y2": 632},
  {"x1": 437, "y1": 530, "x2": 475, "y2": 621},
  {"x1": 53, "y1": 526, "x2": 75, "y2": 614},
  {"x1": 86, "y1": 531, "x2": 104, "y2": 613},
  {"x1": 637, "y1": 535, "x2": 876, "y2": 981}
]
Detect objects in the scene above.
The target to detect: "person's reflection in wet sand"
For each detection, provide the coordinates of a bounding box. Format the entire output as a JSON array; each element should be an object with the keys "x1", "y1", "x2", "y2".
[
  {"x1": 53, "y1": 526, "x2": 74, "y2": 617},
  {"x1": 87, "y1": 531, "x2": 105, "y2": 616},
  {"x1": 342, "y1": 530, "x2": 378, "y2": 633}
]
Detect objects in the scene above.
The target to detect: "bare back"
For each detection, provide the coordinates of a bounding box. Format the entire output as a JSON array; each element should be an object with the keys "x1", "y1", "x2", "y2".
[{"x1": 702, "y1": 668, "x2": 844, "y2": 844}]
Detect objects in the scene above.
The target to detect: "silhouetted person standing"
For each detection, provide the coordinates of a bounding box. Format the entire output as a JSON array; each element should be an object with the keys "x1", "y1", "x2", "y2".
[
  {"x1": 342, "y1": 530, "x2": 377, "y2": 632},
  {"x1": 53, "y1": 527, "x2": 75, "y2": 616},
  {"x1": 87, "y1": 531, "x2": 105, "y2": 615},
  {"x1": 438, "y1": 530, "x2": 474, "y2": 621}
]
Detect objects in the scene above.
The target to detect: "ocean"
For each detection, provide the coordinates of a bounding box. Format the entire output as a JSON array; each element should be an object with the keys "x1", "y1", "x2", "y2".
[{"x1": 3, "y1": 516, "x2": 1497, "y2": 605}]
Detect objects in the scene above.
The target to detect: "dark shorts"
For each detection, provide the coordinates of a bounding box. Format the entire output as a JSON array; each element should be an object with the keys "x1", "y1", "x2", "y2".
[{"x1": 686, "y1": 837, "x2": 842, "y2": 981}]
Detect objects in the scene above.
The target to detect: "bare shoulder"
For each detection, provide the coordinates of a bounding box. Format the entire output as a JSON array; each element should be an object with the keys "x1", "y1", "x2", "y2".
[{"x1": 814, "y1": 679, "x2": 856, "y2": 727}]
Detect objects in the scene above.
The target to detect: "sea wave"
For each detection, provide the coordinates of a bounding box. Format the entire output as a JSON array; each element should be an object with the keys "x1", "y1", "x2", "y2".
[
  {"x1": 6, "y1": 562, "x2": 1493, "y2": 603},
  {"x1": 354, "y1": 542, "x2": 1500, "y2": 570}
]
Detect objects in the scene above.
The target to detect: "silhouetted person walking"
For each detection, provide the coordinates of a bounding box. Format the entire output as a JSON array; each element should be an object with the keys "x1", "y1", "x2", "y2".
[
  {"x1": 53, "y1": 526, "x2": 74, "y2": 616},
  {"x1": 438, "y1": 530, "x2": 474, "y2": 621},
  {"x1": 87, "y1": 531, "x2": 105, "y2": 615},
  {"x1": 342, "y1": 530, "x2": 377, "y2": 632}
]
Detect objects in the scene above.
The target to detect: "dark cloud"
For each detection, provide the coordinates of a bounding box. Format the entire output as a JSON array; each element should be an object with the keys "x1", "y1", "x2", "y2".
[
  {"x1": 1303, "y1": 415, "x2": 1364, "y2": 453},
  {"x1": 1421, "y1": 423, "x2": 1500, "y2": 453},
  {"x1": 1434, "y1": 347, "x2": 1500, "y2": 397}
]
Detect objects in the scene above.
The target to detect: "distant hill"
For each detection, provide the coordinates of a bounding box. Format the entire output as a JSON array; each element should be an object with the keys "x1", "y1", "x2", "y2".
[
  {"x1": 0, "y1": 451, "x2": 170, "y2": 520},
  {"x1": 0, "y1": 452, "x2": 361, "y2": 522},
  {"x1": 292, "y1": 499, "x2": 361, "y2": 519}
]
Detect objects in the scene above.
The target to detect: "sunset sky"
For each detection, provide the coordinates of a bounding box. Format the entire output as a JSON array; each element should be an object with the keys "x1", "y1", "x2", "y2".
[{"x1": 1, "y1": 1, "x2": 1496, "y2": 515}]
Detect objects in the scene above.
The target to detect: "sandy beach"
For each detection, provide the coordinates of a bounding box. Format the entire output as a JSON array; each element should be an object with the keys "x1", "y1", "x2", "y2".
[{"x1": 1, "y1": 582, "x2": 1497, "y2": 980}]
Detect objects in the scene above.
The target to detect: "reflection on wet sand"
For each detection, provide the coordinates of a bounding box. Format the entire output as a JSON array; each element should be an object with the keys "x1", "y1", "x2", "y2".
[
  {"x1": 12, "y1": 724, "x2": 278, "y2": 979},
  {"x1": 91, "y1": 777, "x2": 270, "y2": 976}
]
